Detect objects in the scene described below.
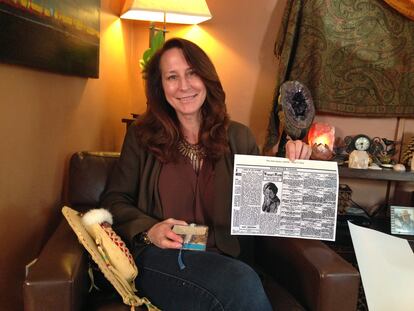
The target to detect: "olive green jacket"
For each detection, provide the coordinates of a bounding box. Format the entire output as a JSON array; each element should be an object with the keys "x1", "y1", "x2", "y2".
[{"x1": 101, "y1": 120, "x2": 259, "y2": 257}]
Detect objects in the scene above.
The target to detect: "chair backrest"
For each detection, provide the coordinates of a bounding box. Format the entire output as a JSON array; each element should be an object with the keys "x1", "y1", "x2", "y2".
[{"x1": 68, "y1": 151, "x2": 120, "y2": 210}]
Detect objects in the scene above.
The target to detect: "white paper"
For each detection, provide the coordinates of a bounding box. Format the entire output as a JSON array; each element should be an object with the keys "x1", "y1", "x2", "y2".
[
  {"x1": 349, "y1": 222, "x2": 414, "y2": 311},
  {"x1": 231, "y1": 154, "x2": 338, "y2": 241}
]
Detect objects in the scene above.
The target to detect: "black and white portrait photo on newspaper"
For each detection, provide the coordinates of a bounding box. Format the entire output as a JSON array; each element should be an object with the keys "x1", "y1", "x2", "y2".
[{"x1": 261, "y1": 182, "x2": 281, "y2": 213}]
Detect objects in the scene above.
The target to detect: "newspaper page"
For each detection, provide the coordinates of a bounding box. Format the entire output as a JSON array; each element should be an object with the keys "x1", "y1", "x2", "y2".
[{"x1": 231, "y1": 154, "x2": 338, "y2": 241}]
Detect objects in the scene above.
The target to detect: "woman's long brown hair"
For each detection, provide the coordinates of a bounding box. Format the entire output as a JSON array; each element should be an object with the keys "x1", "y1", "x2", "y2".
[{"x1": 137, "y1": 38, "x2": 230, "y2": 162}]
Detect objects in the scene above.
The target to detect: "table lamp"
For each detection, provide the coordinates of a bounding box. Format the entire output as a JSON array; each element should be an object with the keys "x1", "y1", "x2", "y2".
[
  {"x1": 120, "y1": 0, "x2": 212, "y2": 47},
  {"x1": 308, "y1": 122, "x2": 335, "y2": 160}
]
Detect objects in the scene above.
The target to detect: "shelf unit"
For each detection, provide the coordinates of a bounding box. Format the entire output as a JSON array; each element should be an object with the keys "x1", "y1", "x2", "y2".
[
  {"x1": 338, "y1": 167, "x2": 414, "y2": 182},
  {"x1": 327, "y1": 167, "x2": 414, "y2": 266}
]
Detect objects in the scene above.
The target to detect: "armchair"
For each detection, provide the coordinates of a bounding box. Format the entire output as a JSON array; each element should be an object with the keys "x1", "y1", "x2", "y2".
[{"x1": 24, "y1": 151, "x2": 360, "y2": 311}]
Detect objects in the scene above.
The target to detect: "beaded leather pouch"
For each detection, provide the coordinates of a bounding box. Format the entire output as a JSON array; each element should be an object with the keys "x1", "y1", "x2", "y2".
[{"x1": 62, "y1": 206, "x2": 160, "y2": 311}]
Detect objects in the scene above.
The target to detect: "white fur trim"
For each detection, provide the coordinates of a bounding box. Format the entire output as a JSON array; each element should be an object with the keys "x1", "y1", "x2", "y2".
[{"x1": 82, "y1": 208, "x2": 113, "y2": 226}]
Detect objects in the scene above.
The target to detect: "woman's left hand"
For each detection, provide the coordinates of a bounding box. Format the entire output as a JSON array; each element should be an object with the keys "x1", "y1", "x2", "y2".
[{"x1": 285, "y1": 139, "x2": 312, "y2": 161}]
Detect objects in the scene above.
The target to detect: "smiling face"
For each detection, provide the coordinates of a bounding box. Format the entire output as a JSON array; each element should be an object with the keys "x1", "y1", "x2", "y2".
[
  {"x1": 160, "y1": 47, "x2": 207, "y2": 123},
  {"x1": 264, "y1": 187, "x2": 276, "y2": 200}
]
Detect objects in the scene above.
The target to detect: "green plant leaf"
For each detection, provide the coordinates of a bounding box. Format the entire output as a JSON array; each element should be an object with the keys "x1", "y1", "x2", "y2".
[
  {"x1": 151, "y1": 31, "x2": 165, "y2": 50},
  {"x1": 142, "y1": 48, "x2": 153, "y2": 63},
  {"x1": 140, "y1": 30, "x2": 165, "y2": 72},
  {"x1": 139, "y1": 59, "x2": 146, "y2": 69}
]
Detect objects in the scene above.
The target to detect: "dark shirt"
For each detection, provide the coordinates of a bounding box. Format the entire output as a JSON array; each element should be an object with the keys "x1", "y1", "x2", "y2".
[
  {"x1": 159, "y1": 153, "x2": 217, "y2": 250},
  {"x1": 101, "y1": 121, "x2": 259, "y2": 257}
]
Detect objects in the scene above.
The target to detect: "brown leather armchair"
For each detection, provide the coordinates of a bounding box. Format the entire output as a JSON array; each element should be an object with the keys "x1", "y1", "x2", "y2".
[{"x1": 24, "y1": 151, "x2": 360, "y2": 311}]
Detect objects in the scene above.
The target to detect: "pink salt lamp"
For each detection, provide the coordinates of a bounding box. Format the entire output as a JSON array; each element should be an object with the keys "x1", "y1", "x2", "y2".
[{"x1": 308, "y1": 123, "x2": 335, "y2": 160}]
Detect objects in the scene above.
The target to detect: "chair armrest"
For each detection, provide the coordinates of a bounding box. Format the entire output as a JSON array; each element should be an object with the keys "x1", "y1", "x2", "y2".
[
  {"x1": 256, "y1": 237, "x2": 360, "y2": 311},
  {"x1": 23, "y1": 219, "x2": 89, "y2": 311}
]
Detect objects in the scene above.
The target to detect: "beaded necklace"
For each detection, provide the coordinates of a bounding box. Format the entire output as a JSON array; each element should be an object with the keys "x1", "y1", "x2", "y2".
[{"x1": 177, "y1": 139, "x2": 206, "y2": 175}]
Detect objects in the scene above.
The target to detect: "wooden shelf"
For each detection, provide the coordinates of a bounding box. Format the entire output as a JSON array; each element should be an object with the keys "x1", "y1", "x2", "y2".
[{"x1": 338, "y1": 167, "x2": 414, "y2": 182}]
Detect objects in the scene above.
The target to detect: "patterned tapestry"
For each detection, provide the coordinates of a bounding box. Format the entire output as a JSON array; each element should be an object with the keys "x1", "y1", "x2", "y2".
[{"x1": 264, "y1": 0, "x2": 414, "y2": 152}]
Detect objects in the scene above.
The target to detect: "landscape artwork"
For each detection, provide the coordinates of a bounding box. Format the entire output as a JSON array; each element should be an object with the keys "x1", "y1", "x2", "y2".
[{"x1": 0, "y1": 0, "x2": 100, "y2": 78}]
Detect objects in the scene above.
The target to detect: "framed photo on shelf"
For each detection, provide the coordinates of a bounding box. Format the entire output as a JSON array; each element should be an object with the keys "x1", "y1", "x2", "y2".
[{"x1": 390, "y1": 206, "x2": 414, "y2": 235}]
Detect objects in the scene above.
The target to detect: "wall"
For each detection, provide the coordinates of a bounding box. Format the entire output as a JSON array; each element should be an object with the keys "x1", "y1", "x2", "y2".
[
  {"x1": 0, "y1": 1, "x2": 137, "y2": 309},
  {"x1": 127, "y1": 0, "x2": 414, "y2": 209},
  {"x1": 0, "y1": 0, "x2": 413, "y2": 309}
]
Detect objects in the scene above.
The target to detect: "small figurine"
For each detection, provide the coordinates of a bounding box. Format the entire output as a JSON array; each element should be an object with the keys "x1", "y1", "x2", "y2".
[
  {"x1": 393, "y1": 164, "x2": 406, "y2": 172},
  {"x1": 349, "y1": 150, "x2": 369, "y2": 169}
]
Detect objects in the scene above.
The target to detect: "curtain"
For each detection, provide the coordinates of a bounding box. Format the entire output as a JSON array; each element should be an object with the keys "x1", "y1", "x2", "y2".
[{"x1": 264, "y1": 0, "x2": 414, "y2": 152}]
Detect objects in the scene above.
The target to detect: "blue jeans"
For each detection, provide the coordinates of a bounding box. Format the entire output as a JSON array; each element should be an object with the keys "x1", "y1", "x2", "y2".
[{"x1": 133, "y1": 246, "x2": 273, "y2": 311}]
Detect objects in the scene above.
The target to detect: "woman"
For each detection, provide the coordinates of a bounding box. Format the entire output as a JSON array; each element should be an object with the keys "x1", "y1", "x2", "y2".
[
  {"x1": 101, "y1": 38, "x2": 310, "y2": 310},
  {"x1": 262, "y1": 182, "x2": 280, "y2": 213}
]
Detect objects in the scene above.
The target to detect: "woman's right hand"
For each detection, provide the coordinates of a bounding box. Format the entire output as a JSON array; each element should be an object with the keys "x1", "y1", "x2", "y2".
[
  {"x1": 147, "y1": 218, "x2": 188, "y2": 249},
  {"x1": 285, "y1": 139, "x2": 312, "y2": 161}
]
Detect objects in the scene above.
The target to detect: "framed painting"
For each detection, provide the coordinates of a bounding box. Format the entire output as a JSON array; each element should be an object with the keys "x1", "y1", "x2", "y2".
[
  {"x1": 390, "y1": 206, "x2": 414, "y2": 236},
  {"x1": 0, "y1": 0, "x2": 100, "y2": 78}
]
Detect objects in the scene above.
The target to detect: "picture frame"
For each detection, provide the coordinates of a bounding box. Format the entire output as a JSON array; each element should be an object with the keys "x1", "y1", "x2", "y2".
[
  {"x1": 390, "y1": 206, "x2": 414, "y2": 236},
  {"x1": 0, "y1": 0, "x2": 100, "y2": 78}
]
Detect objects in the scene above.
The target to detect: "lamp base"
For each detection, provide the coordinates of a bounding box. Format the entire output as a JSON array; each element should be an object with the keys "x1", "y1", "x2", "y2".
[{"x1": 311, "y1": 143, "x2": 334, "y2": 161}]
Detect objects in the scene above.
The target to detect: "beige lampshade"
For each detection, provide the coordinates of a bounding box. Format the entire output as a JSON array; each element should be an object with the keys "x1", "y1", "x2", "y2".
[{"x1": 121, "y1": 0, "x2": 212, "y2": 24}]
